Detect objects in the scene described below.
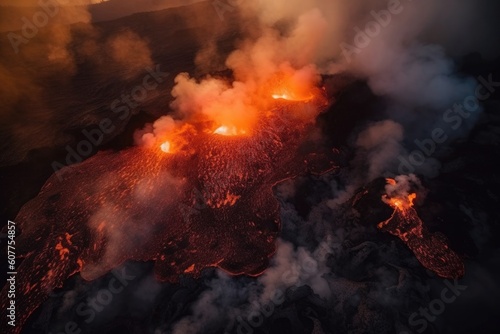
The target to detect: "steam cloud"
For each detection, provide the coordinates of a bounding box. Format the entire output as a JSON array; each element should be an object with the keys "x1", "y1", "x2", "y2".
[{"x1": 136, "y1": 7, "x2": 327, "y2": 145}]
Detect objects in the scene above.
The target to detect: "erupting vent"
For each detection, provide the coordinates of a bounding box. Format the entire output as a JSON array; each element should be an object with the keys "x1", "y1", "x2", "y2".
[{"x1": 378, "y1": 178, "x2": 465, "y2": 279}]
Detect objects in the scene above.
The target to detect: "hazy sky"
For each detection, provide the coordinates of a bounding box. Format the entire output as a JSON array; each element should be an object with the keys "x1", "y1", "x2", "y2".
[
  {"x1": 0, "y1": 0, "x2": 206, "y2": 6},
  {"x1": 0, "y1": 0, "x2": 99, "y2": 5}
]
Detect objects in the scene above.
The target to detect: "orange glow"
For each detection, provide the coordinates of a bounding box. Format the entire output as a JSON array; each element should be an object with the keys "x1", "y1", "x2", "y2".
[
  {"x1": 267, "y1": 66, "x2": 320, "y2": 103},
  {"x1": 386, "y1": 178, "x2": 397, "y2": 186},
  {"x1": 272, "y1": 94, "x2": 289, "y2": 100},
  {"x1": 55, "y1": 240, "x2": 70, "y2": 260},
  {"x1": 184, "y1": 264, "x2": 195, "y2": 273},
  {"x1": 383, "y1": 178, "x2": 417, "y2": 211},
  {"x1": 153, "y1": 123, "x2": 197, "y2": 155},
  {"x1": 384, "y1": 193, "x2": 417, "y2": 211},
  {"x1": 408, "y1": 193, "x2": 417, "y2": 206},
  {"x1": 77, "y1": 258, "x2": 84, "y2": 270},
  {"x1": 213, "y1": 125, "x2": 247, "y2": 136},
  {"x1": 271, "y1": 92, "x2": 314, "y2": 102},
  {"x1": 378, "y1": 179, "x2": 465, "y2": 279},
  {"x1": 147, "y1": 68, "x2": 325, "y2": 148},
  {"x1": 160, "y1": 141, "x2": 171, "y2": 153}
]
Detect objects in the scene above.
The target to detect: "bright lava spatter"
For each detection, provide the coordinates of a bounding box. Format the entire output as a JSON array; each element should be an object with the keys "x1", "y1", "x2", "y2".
[
  {"x1": 0, "y1": 91, "x2": 336, "y2": 333},
  {"x1": 378, "y1": 179, "x2": 465, "y2": 279}
]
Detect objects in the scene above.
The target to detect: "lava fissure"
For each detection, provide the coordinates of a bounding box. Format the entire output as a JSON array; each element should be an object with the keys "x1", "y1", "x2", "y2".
[{"x1": 378, "y1": 178, "x2": 465, "y2": 279}]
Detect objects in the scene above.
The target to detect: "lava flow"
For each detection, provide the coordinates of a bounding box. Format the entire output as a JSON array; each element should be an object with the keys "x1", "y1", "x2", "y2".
[
  {"x1": 0, "y1": 79, "x2": 335, "y2": 333},
  {"x1": 378, "y1": 178, "x2": 465, "y2": 279}
]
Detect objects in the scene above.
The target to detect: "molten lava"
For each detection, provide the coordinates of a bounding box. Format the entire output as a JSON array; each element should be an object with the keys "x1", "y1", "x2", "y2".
[
  {"x1": 378, "y1": 178, "x2": 465, "y2": 279},
  {"x1": 0, "y1": 84, "x2": 336, "y2": 333},
  {"x1": 160, "y1": 141, "x2": 171, "y2": 153},
  {"x1": 213, "y1": 125, "x2": 246, "y2": 136},
  {"x1": 272, "y1": 92, "x2": 314, "y2": 102}
]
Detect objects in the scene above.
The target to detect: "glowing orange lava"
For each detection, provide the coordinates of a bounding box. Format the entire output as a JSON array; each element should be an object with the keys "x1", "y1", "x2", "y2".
[
  {"x1": 384, "y1": 192, "x2": 417, "y2": 210},
  {"x1": 378, "y1": 178, "x2": 465, "y2": 279},
  {"x1": 272, "y1": 92, "x2": 314, "y2": 102},
  {"x1": 213, "y1": 125, "x2": 246, "y2": 136},
  {"x1": 160, "y1": 141, "x2": 171, "y2": 153},
  {"x1": 386, "y1": 178, "x2": 397, "y2": 186}
]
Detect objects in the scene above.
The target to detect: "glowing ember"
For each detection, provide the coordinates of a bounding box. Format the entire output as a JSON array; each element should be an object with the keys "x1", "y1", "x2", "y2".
[
  {"x1": 378, "y1": 178, "x2": 465, "y2": 279},
  {"x1": 385, "y1": 192, "x2": 417, "y2": 210},
  {"x1": 213, "y1": 125, "x2": 246, "y2": 136},
  {"x1": 272, "y1": 92, "x2": 314, "y2": 102},
  {"x1": 386, "y1": 178, "x2": 397, "y2": 186},
  {"x1": 160, "y1": 141, "x2": 171, "y2": 153},
  {"x1": 272, "y1": 94, "x2": 291, "y2": 100}
]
